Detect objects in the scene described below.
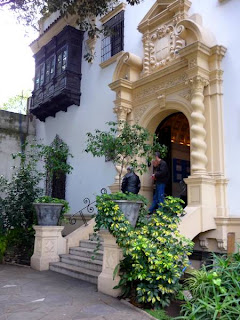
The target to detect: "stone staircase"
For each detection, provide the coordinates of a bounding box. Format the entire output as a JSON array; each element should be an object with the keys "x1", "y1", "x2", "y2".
[{"x1": 50, "y1": 234, "x2": 103, "y2": 284}]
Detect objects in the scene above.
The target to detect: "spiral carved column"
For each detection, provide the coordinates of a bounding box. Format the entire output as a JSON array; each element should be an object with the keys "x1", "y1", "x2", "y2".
[
  {"x1": 189, "y1": 76, "x2": 209, "y2": 175},
  {"x1": 142, "y1": 34, "x2": 150, "y2": 76}
]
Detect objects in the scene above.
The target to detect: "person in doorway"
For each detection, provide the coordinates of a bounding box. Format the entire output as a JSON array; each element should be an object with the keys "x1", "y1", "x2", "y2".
[
  {"x1": 149, "y1": 152, "x2": 169, "y2": 213},
  {"x1": 121, "y1": 166, "x2": 141, "y2": 194}
]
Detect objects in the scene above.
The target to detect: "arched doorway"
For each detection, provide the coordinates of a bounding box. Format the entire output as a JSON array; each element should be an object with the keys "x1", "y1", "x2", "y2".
[{"x1": 155, "y1": 112, "x2": 190, "y2": 205}]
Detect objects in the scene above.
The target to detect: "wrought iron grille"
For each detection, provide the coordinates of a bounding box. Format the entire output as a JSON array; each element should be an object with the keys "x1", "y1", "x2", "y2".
[
  {"x1": 69, "y1": 188, "x2": 108, "y2": 226},
  {"x1": 101, "y1": 11, "x2": 124, "y2": 62}
]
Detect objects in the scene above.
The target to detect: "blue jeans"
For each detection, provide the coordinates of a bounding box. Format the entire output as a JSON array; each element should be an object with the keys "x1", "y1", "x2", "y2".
[{"x1": 149, "y1": 183, "x2": 166, "y2": 214}]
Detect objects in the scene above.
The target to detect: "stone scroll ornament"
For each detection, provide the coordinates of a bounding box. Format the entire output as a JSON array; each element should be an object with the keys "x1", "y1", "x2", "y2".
[{"x1": 148, "y1": 24, "x2": 185, "y2": 71}]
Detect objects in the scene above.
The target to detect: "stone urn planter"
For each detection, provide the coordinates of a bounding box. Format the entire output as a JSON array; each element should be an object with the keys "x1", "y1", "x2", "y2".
[
  {"x1": 113, "y1": 200, "x2": 143, "y2": 227},
  {"x1": 34, "y1": 203, "x2": 64, "y2": 226}
]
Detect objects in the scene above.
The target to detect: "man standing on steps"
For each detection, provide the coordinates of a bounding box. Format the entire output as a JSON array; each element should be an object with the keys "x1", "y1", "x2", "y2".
[
  {"x1": 149, "y1": 152, "x2": 169, "y2": 214},
  {"x1": 121, "y1": 166, "x2": 141, "y2": 194}
]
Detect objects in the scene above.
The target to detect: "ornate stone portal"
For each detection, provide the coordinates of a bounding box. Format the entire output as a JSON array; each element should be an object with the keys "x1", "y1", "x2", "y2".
[{"x1": 109, "y1": 0, "x2": 232, "y2": 251}]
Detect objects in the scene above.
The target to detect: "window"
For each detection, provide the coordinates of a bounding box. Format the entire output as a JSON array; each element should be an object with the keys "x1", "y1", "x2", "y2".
[
  {"x1": 101, "y1": 11, "x2": 124, "y2": 62},
  {"x1": 35, "y1": 63, "x2": 44, "y2": 90},
  {"x1": 56, "y1": 47, "x2": 68, "y2": 76},
  {"x1": 34, "y1": 47, "x2": 67, "y2": 89},
  {"x1": 45, "y1": 55, "x2": 55, "y2": 83}
]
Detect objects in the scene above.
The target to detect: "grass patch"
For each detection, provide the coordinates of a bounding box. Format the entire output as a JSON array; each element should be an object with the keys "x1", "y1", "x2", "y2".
[{"x1": 145, "y1": 309, "x2": 173, "y2": 320}]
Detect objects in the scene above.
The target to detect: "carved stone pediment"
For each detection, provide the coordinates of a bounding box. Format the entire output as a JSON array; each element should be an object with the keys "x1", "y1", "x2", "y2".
[{"x1": 138, "y1": 0, "x2": 191, "y2": 76}]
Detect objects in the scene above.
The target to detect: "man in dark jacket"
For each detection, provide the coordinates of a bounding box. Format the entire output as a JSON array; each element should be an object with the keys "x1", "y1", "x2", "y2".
[
  {"x1": 149, "y1": 152, "x2": 169, "y2": 213},
  {"x1": 121, "y1": 167, "x2": 141, "y2": 194}
]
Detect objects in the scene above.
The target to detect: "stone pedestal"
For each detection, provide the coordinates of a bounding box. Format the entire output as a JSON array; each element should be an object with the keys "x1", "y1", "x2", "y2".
[
  {"x1": 31, "y1": 226, "x2": 66, "y2": 271},
  {"x1": 98, "y1": 230, "x2": 123, "y2": 297}
]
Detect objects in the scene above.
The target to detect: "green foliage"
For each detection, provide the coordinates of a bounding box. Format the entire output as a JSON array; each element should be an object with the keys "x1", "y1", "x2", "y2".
[
  {"x1": 95, "y1": 193, "x2": 193, "y2": 308},
  {"x1": 0, "y1": 235, "x2": 7, "y2": 263},
  {"x1": 97, "y1": 191, "x2": 148, "y2": 204},
  {"x1": 35, "y1": 196, "x2": 70, "y2": 223},
  {"x1": 86, "y1": 121, "x2": 167, "y2": 189},
  {"x1": 177, "y1": 253, "x2": 240, "y2": 320},
  {"x1": 0, "y1": 90, "x2": 31, "y2": 114},
  {"x1": 145, "y1": 309, "x2": 173, "y2": 320},
  {"x1": 43, "y1": 137, "x2": 73, "y2": 181},
  {"x1": 0, "y1": 140, "x2": 73, "y2": 263},
  {"x1": 0, "y1": 147, "x2": 41, "y2": 263},
  {"x1": 0, "y1": 0, "x2": 142, "y2": 36}
]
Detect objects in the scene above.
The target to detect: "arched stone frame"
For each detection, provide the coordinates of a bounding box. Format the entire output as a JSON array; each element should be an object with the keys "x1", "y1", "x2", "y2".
[
  {"x1": 137, "y1": 100, "x2": 191, "y2": 203},
  {"x1": 109, "y1": 0, "x2": 230, "y2": 246}
]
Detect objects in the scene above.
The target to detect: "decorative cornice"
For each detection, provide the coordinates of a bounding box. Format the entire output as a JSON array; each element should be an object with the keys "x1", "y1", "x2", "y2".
[
  {"x1": 138, "y1": 0, "x2": 191, "y2": 34},
  {"x1": 134, "y1": 59, "x2": 188, "y2": 89},
  {"x1": 179, "y1": 41, "x2": 211, "y2": 58},
  {"x1": 100, "y1": 2, "x2": 126, "y2": 24},
  {"x1": 215, "y1": 217, "x2": 240, "y2": 226},
  {"x1": 109, "y1": 79, "x2": 133, "y2": 91},
  {"x1": 100, "y1": 51, "x2": 125, "y2": 69}
]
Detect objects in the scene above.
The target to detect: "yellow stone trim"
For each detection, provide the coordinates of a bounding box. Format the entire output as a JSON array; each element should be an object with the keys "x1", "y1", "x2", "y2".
[
  {"x1": 99, "y1": 51, "x2": 125, "y2": 69},
  {"x1": 100, "y1": 3, "x2": 126, "y2": 24}
]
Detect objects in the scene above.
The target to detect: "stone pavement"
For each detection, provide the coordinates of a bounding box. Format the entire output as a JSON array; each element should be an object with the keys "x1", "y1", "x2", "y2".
[{"x1": 0, "y1": 265, "x2": 150, "y2": 320}]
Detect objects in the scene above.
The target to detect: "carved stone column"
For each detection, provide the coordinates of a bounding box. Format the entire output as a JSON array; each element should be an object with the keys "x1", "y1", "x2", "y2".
[
  {"x1": 189, "y1": 76, "x2": 209, "y2": 175},
  {"x1": 98, "y1": 230, "x2": 123, "y2": 297},
  {"x1": 142, "y1": 33, "x2": 150, "y2": 76}
]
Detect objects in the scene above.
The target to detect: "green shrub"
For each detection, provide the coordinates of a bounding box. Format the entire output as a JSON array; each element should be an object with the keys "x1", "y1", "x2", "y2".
[
  {"x1": 145, "y1": 309, "x2": 173, "y2": 320},
  {"x1": 95, "y1": 193, "x2": 193, "y2": 308},
  {"x1": 177, "y1": 253, "x2": 240, "y2": 320},
  {"x1": 0, "y1": 140, "x2": 72, "y2": 263},
  {"x1": 85, "y1": 121, "x2": 167, "y2": 190}
]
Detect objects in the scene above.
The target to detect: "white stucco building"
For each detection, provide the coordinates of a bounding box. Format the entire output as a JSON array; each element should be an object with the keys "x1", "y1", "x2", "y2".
[{"x1": 29, "y1": 0, "x2": 240, "y2": 255}]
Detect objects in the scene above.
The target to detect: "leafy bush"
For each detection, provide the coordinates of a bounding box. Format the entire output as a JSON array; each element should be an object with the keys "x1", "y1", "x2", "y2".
[
  {"x1": 177, "y1": 253, "x2": 240, "y2": 319},
  {"x1": 0, "y1": 156, "x2": 41, "y2": 263},
  {"x1": 95, "y1": 193, "x2": 193, "y2": 308},
  {"x1": 0, "y1": 140, "x2": 73, "y2": 264},
  {"x1": 86, "y1": 121, "x2": 167, "y2": 190},
  {"x1": 145, "y1": 309, "x2": 173, "y2": 320}
]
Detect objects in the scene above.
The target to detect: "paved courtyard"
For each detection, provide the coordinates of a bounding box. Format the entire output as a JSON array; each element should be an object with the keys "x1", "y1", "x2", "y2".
[{"x1": 0, "y1": 265, "x2": 150, "y2": 320}]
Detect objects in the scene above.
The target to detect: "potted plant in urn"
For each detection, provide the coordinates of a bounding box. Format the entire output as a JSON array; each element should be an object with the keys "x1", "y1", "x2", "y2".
[
  {"x1": 32, "y1": 136, "x2": 73, "y2": 226},
  {"x1": 85, "y1": 121, "x2": 167, "y2": 226}
]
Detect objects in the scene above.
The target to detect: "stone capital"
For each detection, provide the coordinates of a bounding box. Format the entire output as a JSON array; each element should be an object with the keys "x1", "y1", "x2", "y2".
[
  {"x1": 188, "y1": 75, "x2": 209, "y2": 93},
  {"x1": 113, "y1": 106, "x2": 131, "y2": 122}
]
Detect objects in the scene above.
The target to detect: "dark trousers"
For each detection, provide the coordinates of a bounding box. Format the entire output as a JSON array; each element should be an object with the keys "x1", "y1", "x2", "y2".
[{"x1": 149, "y1": 183, "x2": 166, "y2": 213}]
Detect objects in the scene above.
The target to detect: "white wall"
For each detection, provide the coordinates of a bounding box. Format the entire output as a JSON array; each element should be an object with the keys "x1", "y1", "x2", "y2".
[
  {"x1": 36, "y1": 0, "x2": 240, "y2": 216},
  {"x1": 36, "y1": 32, "x2": 118, "y2": 214}
]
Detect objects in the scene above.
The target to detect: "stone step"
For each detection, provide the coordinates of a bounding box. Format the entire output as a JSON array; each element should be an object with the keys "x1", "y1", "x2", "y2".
[
  {"x1": 79, "y1": 240, "x2": 104, "y2": 251},
  {"x1": 49, "y1": 262, "x2": 100, "y2": 284},
  {"x1": 60, "y1": 254, "x2": 102, "y2": 272},
  {"x1": 89, "y1": 233, "x2": 104, "y2": 242},
  {"x1": 69, "y1": 247, "x2": 103, "y2": 261}
]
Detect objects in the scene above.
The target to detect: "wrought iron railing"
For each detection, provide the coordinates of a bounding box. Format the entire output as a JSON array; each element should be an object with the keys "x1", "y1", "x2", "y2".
[
  {"x1": 69, "y1": 181, "x2": 186, "y2": 226},
  {"x1": 69, "y1": 188, "x2": 108, "y2": 226}
]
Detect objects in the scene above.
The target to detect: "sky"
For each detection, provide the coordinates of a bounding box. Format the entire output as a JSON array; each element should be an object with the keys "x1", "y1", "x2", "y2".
[{"x1": 0, "y1": 9, "x2": 37, "y2": 106}]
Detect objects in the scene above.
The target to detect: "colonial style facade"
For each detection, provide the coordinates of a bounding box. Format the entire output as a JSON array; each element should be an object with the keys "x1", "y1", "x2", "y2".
[{"x1": 29, "y1": 0, "x2": 240, "y2": 257}]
